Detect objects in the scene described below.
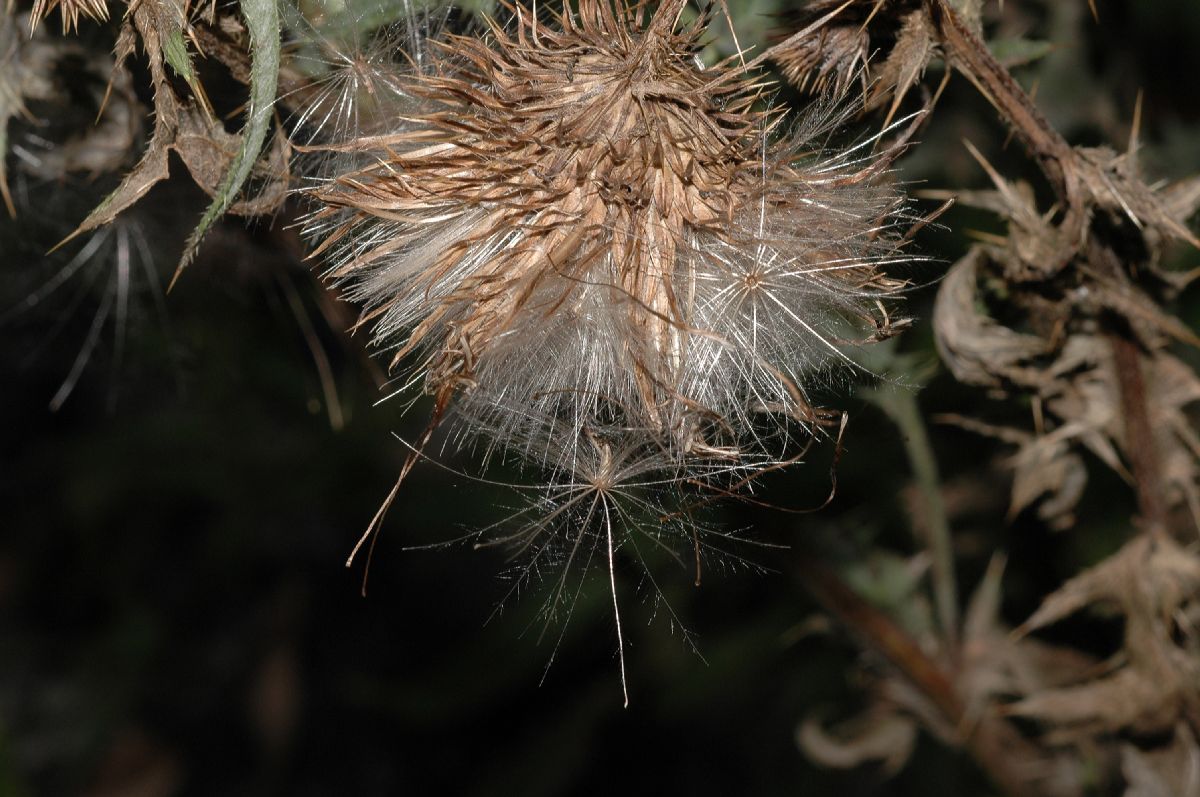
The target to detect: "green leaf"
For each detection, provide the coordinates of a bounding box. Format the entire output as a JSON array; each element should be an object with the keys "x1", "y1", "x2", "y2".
[{"x1": 172, "y1": 0, "x2": 280, "y2": 286}]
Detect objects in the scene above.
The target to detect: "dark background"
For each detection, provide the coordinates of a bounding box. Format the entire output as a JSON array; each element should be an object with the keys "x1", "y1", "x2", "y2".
[{"x1": 3, "y1": 1, "x2": 1200, "y2": 794}]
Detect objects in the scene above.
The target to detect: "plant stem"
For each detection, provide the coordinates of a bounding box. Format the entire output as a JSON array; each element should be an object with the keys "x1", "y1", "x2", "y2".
[
  {"x1": 1085, "y1": 239, "x2": 1172, "y2": 534},
  {"x1": 924, "y1": 0, "x2": 1076, "y2": 200},
  {"x1": 869, "y1": 383, "x2": 959, "y2": 647}
]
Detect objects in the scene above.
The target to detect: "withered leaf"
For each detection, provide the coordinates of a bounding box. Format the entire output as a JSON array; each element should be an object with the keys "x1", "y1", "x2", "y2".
[
  {"x1": 1019, "y1": 535, "x2": 1200, "y2": 636},
  {"x1": 174, "y1": 106, "x2": 290, "y2": 217},
  {"x1": 63, "y1": 0, "x2": 285, "y2": 257},
  {"x1": 1006, "y1": 665, "x2": 1189, "y2": 742},
  {"x1": 59, "y1": 0, "x2": 189, "y2": 242},
  {"x1": 24, "y1": 68, "x2": 140, "y2": 179},
  {"x1": 1043, "y1": 342, "x2": 1200, "y2": 525},
  {"x1": 1008, "y1": 439, "x2": 1086, "y2": 530},
  {"x1": 1162, "y1": 174, "x2": 1200, "y2": 229},
  {"x1": 1076, "y1": 145, "x2": 1200, "y2": 250},
  {"x1": 1008, "y1": 535, "x2": 1200, "y2": 739},
  {"x1": 958, "y1": 139, "x2": 1075, "y2": 282},
  {"x1": 959, "y1": 555, "x2": 1097, "y2": 732},
  {"x1": 797, "y1": 708, "x2": 918, "y2": 775},
  {"x1": 932, "y1": 248, "x2": 1048, "y2": 387}
]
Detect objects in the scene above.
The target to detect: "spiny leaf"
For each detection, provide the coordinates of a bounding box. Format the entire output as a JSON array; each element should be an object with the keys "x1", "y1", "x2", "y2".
[
  {"x1": 59, "y1": 0, "x2": 185, "y2": 245},
  {"x1": 1005, "y1": 535, "x2": 1200, "y2": 739},
  {"x1": 172, "y1": 0, "x2": 279, "y2": 286},
  {"x1": 162, "y1": 28, "x2": 195, "y2": 82},
  {"x1": 932, "y1": 248, "x2": 1048, "y2": 388},
  {"x1": 871, "y1": 10, "x2": 936, "y2": 126},
  {"x1": 63, "y1": 129, "x2": 172, "y2": 241}
]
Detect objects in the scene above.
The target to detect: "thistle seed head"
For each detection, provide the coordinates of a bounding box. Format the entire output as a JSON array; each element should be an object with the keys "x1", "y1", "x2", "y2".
[{"x1": 303, "y1": 0, "x2": 910, "y2": 466}]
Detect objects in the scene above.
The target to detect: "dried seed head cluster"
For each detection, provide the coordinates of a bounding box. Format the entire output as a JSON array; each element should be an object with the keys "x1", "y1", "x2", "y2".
[
  {"x1": 304, "y1": 0, "x2": 907, "y2": 454},
  {"x1": 299, "y1": 0, "x2": 913, "y2": 681}
]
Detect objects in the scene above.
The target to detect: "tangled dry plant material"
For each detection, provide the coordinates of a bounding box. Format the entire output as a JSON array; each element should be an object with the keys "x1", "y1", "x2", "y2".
[{"x1": 772, "y1": 1, "x2": 1200, "y2": 794}]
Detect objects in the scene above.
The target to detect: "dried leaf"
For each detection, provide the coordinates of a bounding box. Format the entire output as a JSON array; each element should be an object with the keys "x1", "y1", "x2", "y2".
[
  {"x1": 1008, "y1": 535, "x2": 1200, "y2": 739},
  {"x1": 1042, "y1": 342, "x2": 1200, "y2": 525},
  {"x1": 797, "y1": 707, "x2": 918, "y2": 775},
  {"x1": 64, "y1": 109, "x2": 173, "y2": 241},
  {"x1": 1008, "y1": 440, "x2": 1086, "y2": 529},
  {"x1": 61, "y1": 0, "x2": 285, "y2": 255},
  {"x1": 959, "y1": 139, "x2": 1074, "y2": 282},
  {"x1": 1006, "y1": 666, "x2": 1186, "y2": 742},
  {"x1": 22, "y1": 65, "x2": 140, "y2": 178},
  {"x1": 959, "y1": 555, "x2": 1098, "y2": 729},
  {"x1": 60, "y1": 0, "x2": 189, "y2": 242},
  {"x1": 932, "y1": 248, "x2": 1048, "y2": 387},
  {"x1": 1162, "y1": 174, "x2": 1200, "y2": 228},
  {"x1": 843, "y1": 555, "x2": 1093, "y2": 794},
  {"x1": 174, "y1": 104, "x2": 290, "y2": 216},
  {"x1": 1019, "y1": 535, "x2": 1200, "y2": 636},
  {"x1": 1077, "y1": 145, "x2": 1200, "y2": 250}
]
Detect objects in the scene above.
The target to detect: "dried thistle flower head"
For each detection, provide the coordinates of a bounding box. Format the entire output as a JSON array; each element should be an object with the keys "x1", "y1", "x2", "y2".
[
  {"x1": 304, "y1": 0, "x2": 909, "y2": 462},
  {"x1": 300, "y1": 0, "x2": 914, "y2": 697}
]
